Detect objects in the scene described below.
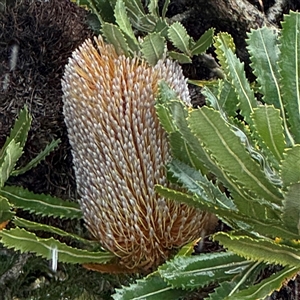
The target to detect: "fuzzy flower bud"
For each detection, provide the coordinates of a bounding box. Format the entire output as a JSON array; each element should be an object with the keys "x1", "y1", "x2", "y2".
[{"x1": 62, "y1": 36, "x2": 215, "y2": 271}]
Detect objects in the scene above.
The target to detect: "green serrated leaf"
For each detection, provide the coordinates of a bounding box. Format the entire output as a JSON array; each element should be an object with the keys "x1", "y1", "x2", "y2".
[
  {"x1": 215, "y1": 32, "x2": 257, "y2": 125},
  {"x1": 282, "y1": 182, "x2": 300, "y2": 235},
  {"x1": 168, "y1": 159, "x2": 237, "y2": 211},
  {"x1": 280, "y1": 145, "x2": 300, "y2": 188},
  {"x1": 11, "y1": 139, "x2": 60, "y2": 176},
  {"x1": 0, "y1": 185, "x2": 82, "y2": 219},
  {"x1": 0, "y1": 227, "x2": 114, "y2": 264},
  {"x1": 279, "y1": 11, "x2": 300, "y2": 144},
  {"x1": 214, "y1": 32, "x2": 235, "y2": 68},
  {"x1": 206, "y1": 261, "x2": 263, "y2": 300},
  {"x1": 168, "y1": 51, "x2": 191, "y2": 64},
  {"x1": 168, "y1": 22, "x2": 191, "y2": 55},
  {"x1": 161, "y1": 0, "x2": 170, "y2": 18},
  {"x1": 102, "y1": 22, "x2": 130, "y2": 56},
  {"x1": 252, "y1": 105, "x2": 285, "y2": 162},
  {"x1": 13, "y1": 217, "x2": 98, "y2": 247},
  {"x1": 189, "y1": 107, "x2": 282, "y2": 206},
  {"x1": 0, "y1": 195, "x2": 14, "y2": 223},
  {"x1": 215, "y1": 232, "x2": 300, "y2": 267},
  {"x1": 0, "y1": 106, "x2": 31, "y2": 160},
  {"x1": 159, "y1": 252, "x2": 249, "y2": 290},
  {"x1": 226, "y1": 266, "x2": 298, "y2": 300},
  {"x1": 114, "y1": 0, "x2": 137, "y2": 42},
  {"x1": 246, "y1": 27, "x2": 280, "y2": 107},
  {"x1": 0, "y1": 140, "x2": 23, "y2": 188},
  {"x1": 147, "y1": 0, "x2": 158, "y2": 17},
  {"x1": 191, "y1": 28, "x2": 214, "y2": 55},
  {"x1": 141, "y1": 33, "x2": 165, "y2": 65},
  {"x1": 112, "y1": 274, "x2": 185, "y2": 300},
  {"x1": 124, "y1": 0, "x2": 156, "y2": 32}
]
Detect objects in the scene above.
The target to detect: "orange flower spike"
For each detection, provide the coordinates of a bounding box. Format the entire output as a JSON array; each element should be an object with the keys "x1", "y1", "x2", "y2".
[{"x1": 62, "y1": 35, "x2": 216, "y2": 272}]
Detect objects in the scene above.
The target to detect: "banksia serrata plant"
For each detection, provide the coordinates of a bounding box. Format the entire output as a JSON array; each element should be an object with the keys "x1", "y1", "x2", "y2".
[{"x1": 62, "y1": 36, "x2": 216, "y2": 271}]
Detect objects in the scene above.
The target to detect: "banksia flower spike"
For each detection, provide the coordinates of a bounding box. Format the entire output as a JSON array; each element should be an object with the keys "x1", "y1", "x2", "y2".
[{"x1": 62, "y1": 36, "x2": 216, "y2": 271}]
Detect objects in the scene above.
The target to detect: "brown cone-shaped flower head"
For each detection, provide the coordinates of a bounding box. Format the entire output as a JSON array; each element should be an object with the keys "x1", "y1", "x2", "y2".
[{"x1": 62, "y1": 36, "x2": 215, "y2": 271}]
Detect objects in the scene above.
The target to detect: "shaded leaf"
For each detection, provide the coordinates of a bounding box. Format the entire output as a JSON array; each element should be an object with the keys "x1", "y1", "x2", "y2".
[
  {"x1": 159, "y1": 252, "x2": 249, "y2": 290},
  {"x1": 191, "y1": 28, "x2": 214, "y2": 55},
  {"x1": 0, "y1": 227, "x2": 114, "y2": 264},
  {"x1": 0, "y1": 185, "x2": 82, "y2": 219},
  {"x1": 11, "y1": 139, "x2": 60, "y2": 176},
  {"x1": 251, "y1": 105, "x2": 285, "y2": 162},
  {"x1": 113, "y1": 274, "x2": 185, "y2": 300},
  {"x1": 141, "y1": 32, "x2": 165, "y2": 65},
  {"x1": 279, "y1": 11, "x2": 300, "y2": 144},
  {"x1": 168, "y1": 22, "x2": 191, "y2": 55},
  {"x1": 282, "y1": 182, "x2": 300, "y2": 235}
]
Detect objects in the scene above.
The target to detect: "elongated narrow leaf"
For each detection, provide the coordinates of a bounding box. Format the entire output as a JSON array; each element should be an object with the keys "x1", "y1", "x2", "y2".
[
  {"x1": 168, "y1": 51, "x2": 192, "y2": 64},
  {"x1": 0, "y1": 106, "x2": 31, "y2": 159},
  {"x1": 161, "y1": 0, "x2": 170, "y2": 18},
  {"x1": 247, "y1": 27, "x2": 280, "y2": 107},
  {"x1": 141, "y1": 33, "x2": 165, "y2": 65},
  {"x1": 114, "y1": 0, "x2": 138, "y2": 44},
  {"x1": 11, "y1": 139, "x2": 60, "y2": 176},
  {"x1": 13, "y1": 217, "x2": 98, "y2": 247},
  {"x1": 206, "y1": 261, "x2": 264, "y2": 300},
  {"x1": 279, "y1": 11, "x2": 300, "y2": 144},
  {"x1": 168, "y1": 159, "x2": 237, "y2": 211},
  {"x1": 102, "y1": 22, "x2": 130, "y2": 56},
  {"x1": 280, "y1": 145, "x2": 300, "y2": 188},
  {"x1": 0, "y1": 227, "x2": 114, "y2": 264},
  {"x1": 159, "y1": 252, "x2": 249, "y2": 290},
  {"x1": 168, "y1": 22, "x2": 191, "y2": 55},
  {"x1": 113, "y1": 274, "x2": 185, "y2": 300},
  {"x1": 282, "y1": 182, "x2": 300, "y2": 235},
  {"x1": 215, "y1": 232, "x2": 300, "y2": 267},
  {"x1": 147, "y1": 0, "x2": 158, "y2": 17},
  {"x1": 0, "y1": 185, "x2": 82, "y2": 219},
  {"x1": 215, "y1": 32, "x2": 257, "y2": 125},
  {"x1": 191, "y1": 28, "x2": 214, "y2": 55},
  {"x1": 0, "y1": 140, "x2": 23, "y2": 188},
  {"x1": 189, "y1": 107, "x2": 282, "y2": 205},
  {"x1": 0, "y1": 195, "x2": 14, "y2": 223},
  {"x1": 227, "y1": 266, "x2": 299, "y2": 300},
  {"x1": 124, "y1": 0, "x2": 156, "y2": 32},
  {"x1": 251, "y1": 106, "x2": 285, "y2": 162}
]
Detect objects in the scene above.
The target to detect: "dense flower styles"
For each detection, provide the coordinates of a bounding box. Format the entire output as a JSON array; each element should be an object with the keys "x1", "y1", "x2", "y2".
[{"x1": 62, "y1": 36, "x2": 215, "y2": 271}]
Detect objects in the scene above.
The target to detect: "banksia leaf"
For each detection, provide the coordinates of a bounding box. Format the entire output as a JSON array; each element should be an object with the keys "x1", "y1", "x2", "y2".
[
  {"x1": 0, "y1": 227, "x2": 114, "y2": 264},
  {"x1": 280, "y1": 145, "x2": 300, "y2": 188},
  {"x1": 168, "y1": 51, "x2": 192, "y2": 64},
  {"x1": 0, "y1": 140, "x2": 23, "y2": 188},
  {"x1": 62, "y1": 35, "x2": 215, "y2": 271},
  {"x1": 215, "y1": 232, "x2": 300, "y2": 267},
  {"x1": 190, "y1": 28, "x2": 214, "y2": 56},
  {"x1": 251, "y1": 105, "x2": 285, "y2": 162},
  {"x1": 11, "y1": 139, "x2": 61, "y2": 176},
  {"x1": 247, "y1": 27, "x2": 280, "y2": 107},
  {"x1": 0, "y1": 196, "x2": 14, "y2": 224},
  {"x1": 225, "y1": 266, "x2": 298, "y2": 300},
  {"x1": 101, "y1": 23, "x2": 130, "y2": 56},
  {"x1": 214, "y1": 32, "x2": 257, "y2": 125},
  {"x1": 0, "y1": 106, "x2": 31, "y2": 158},
  {"x1": 158, "y1": 252, "x2": 249, "y2": 290},
  {"x1": 13, "y1": 217, "x2": 97, "y2": 246},
  {"x1": 168, "y1": 22, "x2": 191, "y2": 55},
  {"x1": 0, "y1": 186, "x2": 82, "y2": 219},
  {"x1": 113, "y1": 274, "x2": 186, "y2": 300},
  {"x1": 282, "y1": 182, "x2": 300, "y2": 235},
  {"x1": 115, "y1": 0, "x2": 136, "y2": 41},
  {"x1": 279, "y1": 11, "x2": 300, "y2": 144},
  {"x1": 141, "y1": 32, "x2": 165, "y2": 65}
]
